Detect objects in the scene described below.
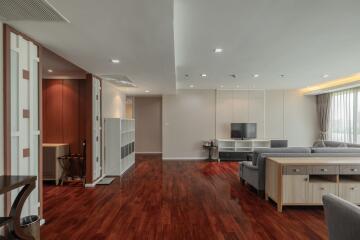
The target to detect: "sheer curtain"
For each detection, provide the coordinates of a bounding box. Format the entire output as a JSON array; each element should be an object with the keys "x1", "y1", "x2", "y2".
[{"x1": 328, "y1": 89, "x2": 355, "y2": 143}]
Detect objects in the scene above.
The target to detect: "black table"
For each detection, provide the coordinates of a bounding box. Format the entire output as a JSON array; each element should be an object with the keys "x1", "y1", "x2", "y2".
[{"x1": 0, "y1": 175, "x2": 37, "y2": 240}]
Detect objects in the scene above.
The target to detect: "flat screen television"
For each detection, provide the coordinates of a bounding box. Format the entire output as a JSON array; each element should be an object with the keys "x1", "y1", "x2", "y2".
[{"x1": 231, "y1": 123, "x2": 257, "y2": 139}]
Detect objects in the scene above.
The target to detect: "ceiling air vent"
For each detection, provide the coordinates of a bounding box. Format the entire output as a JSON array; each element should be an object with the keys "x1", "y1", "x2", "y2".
[
  {"x1": 0, "y1": 0, "x2": 69, "y2": 22},
  {"x1": 101, "y1": 75, "x2": 137, "y2": 88}
]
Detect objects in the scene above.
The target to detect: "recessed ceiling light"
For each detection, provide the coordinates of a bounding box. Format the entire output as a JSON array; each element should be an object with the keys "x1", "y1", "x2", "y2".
[
  {"x1": 201, "y1": 73, "x2": 207, "y2": 78},
  {"x1": 323, "y1": 74, "x2": 329, "y2": 78},
  {"x1": 145, "y1": 90, "x2": 150, "y2": 93},
  {"x1": 111, "y1": 59, "x2": 120, "y2": 64},
  {"x1": 229, "y1": 74, "x2": 237, "y2": 78},
  {"x1": 48, "y1": 69, "x2": 53, "y2": 73},
  {"x1": 253, "y1": 74, "x2": 260, "y2": 78},
  {"x1": 189, "y1": 84, "x2": 195, "y2": 88},
  {"x1": 213, "y1": 48, "x2": 223, "y2": 53}
]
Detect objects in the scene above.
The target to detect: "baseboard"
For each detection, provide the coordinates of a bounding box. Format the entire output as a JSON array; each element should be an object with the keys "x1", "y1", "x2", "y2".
[
  {"x1": 135, "y1": 152, "x2": 162, "y2": 154},
  {"x1": 162, "y1": 157, "x2": 208, "y2": 160},
  {"x1": 85, "y1": 174, "x2": 107, "y2": 188}
]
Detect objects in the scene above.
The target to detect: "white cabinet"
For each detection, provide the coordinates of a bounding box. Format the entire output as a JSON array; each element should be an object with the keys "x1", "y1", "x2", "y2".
[{"x1": 104, "y1": 118, "x2": 135, "y2": 176}]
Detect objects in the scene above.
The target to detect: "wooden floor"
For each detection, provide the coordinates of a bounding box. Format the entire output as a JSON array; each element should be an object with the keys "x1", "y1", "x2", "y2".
[{"x1": 41, "y1": 155, "x2": 328, "y2": 240}]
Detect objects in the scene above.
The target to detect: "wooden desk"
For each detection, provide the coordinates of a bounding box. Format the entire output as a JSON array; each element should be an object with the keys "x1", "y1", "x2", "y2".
[
  {"x1": 265, "y1": 157, "x2": 360, "y2": 212},
  {"x1": 43, "y1": 143, "x2": 69, "y2": 185},
  {"x1": 0, "y1": 176, "x2": 37, "y2": 240}
]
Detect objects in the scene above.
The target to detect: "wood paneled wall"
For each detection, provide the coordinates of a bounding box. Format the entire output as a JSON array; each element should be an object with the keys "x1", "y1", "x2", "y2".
[{"x1": 43, "y1": 79, "x2": 86, "y2": 154}]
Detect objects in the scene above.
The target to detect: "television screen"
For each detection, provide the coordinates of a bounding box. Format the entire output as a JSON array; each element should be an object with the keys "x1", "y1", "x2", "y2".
[{"x1": 231, "y1": 123, "x2": 257, "y2": 139}]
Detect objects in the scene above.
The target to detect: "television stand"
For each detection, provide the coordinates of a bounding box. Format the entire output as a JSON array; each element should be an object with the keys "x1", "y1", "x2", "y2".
[{"x1": 216, "y1": 139, "x2": 271, "y2": 162}]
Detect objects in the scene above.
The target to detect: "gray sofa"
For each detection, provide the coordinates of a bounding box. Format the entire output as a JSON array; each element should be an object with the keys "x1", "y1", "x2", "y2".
[
  {"x1": 313, "y1": 140, "x2": 360, "y2": 148},
  {"x1": 239, "y1": 147, "x2": 311, "y2": 194},
  {"x1": 323, "y1": 194, "x2": 360, "y2": 240},
  {"x1": 240, "y1": 146, "x2": 360, "y2": 195}
]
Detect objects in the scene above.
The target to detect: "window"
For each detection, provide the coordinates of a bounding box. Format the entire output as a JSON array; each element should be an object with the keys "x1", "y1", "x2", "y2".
[{"x1": 328, "y1": 89, "x2": 358, "y2": 143}]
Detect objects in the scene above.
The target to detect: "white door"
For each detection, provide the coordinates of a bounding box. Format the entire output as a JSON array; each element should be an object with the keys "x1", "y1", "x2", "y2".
[
  {"x1": 92, "y1": 77, "x2": 101, "y2": 180},
  {"x1": 10, "y1": 32, "x2": 40, "y2": 216}
]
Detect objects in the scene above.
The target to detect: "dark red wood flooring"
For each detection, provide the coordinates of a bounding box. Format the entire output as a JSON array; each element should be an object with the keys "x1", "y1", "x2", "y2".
[{"x1": 41, "y1": 154, "x2": 328, "y2": 240}]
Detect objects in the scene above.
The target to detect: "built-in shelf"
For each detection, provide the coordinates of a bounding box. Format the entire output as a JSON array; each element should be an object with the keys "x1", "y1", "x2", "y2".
[{"x1": 105, "y1": 118, "x2": 135, "y2": 176}]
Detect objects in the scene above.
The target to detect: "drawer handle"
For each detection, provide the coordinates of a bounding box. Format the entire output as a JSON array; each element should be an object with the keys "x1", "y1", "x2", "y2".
[
  {"x1": 293, "y1": 169, "x2": 300, "y2": 172},
  {"x1": 351, "y1": 168, "x2": 358, "y2": 172},
  {"x1": 321, "y1": 168, "x2": 328, "y2": 172},
  {"x1": 351, "y1": 187, "x2": 358, "y2": 191}
]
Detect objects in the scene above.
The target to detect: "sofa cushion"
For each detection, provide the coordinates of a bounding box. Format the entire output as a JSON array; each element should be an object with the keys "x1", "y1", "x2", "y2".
[{"x1": 312, "y1": 147, "x2": 360, "y2": 153}]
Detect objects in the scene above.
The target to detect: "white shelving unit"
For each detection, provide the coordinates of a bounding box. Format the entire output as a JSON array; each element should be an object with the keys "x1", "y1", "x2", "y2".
[
  {"x1": 104, "y1": 118, "x2": 135, "y2": 175},
  {"x1": 216, "y1": 139, "x2": 270, "y2": 152}
]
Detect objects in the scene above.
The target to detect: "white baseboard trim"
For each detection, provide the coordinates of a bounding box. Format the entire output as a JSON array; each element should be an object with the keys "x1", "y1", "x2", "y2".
[
  {"x1": 135, "y1": 152, "x2": 162, "y2": 154},
  {"x1": 40, "y1": 218, "x2": 46, "y2": 225},
  {"x1": 85, "y1": 174, "x2": 107, "y2": 188},
  {"x1": 162, "y1": 157, "x2": 208, "y2": 160}
]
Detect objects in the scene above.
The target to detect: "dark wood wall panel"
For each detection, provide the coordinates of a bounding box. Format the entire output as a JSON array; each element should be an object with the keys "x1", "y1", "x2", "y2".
[
  {"x1": 43, "y1": 79, "x2": 85, "y2": 154},
  {"x1": 44, "y1": 79, "x2": 63, "y2": 143}
]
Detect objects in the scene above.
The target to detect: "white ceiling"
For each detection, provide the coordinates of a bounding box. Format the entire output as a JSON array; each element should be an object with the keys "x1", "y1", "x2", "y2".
[
  {"x1": 5, "y1": 0, "x2": 360, "y2": 93},
  {"x1": 175, "y1": 0, "x2": 360, "y2": 90},
  {"x1": 42, "y1": 48, "x2": 87, "y2": 79},
  {"x1": 6, "y1": 0, "x2": 175, "y2": 95}
]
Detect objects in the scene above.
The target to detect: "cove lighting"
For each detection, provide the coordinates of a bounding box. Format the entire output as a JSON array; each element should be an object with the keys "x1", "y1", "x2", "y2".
[{"x1": 302, "y1": 73, "x2": 360, "y2": 95}]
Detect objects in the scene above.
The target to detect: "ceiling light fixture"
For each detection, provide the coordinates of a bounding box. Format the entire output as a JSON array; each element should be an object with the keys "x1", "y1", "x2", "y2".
[
  {"x1": 111, "y1": 59, "x2": 120, "y2": 64},
  {"x1": 145, "y1": 90, "x2": 150, "y2": 93},
  {"x1": 323, "y1": 74, "x2": 329, "y2": 78},
  {"x1": 214, "y1": 48, "x2": 223, "y2": 53},
  {"x1": 189, "y1": 84, "x2": 194, "y2": 88},
  {"x1": 201, "y1": 73, "x2": 207, "y2": 78},
  {"x1": 253, "y1": 74, "x2": 260, "y2": 78},
  {"x1": 48, "y1": 69, "x2": 53, "y2": 73}
]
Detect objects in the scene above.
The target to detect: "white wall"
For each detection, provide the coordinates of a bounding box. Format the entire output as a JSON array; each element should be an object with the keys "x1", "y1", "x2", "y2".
[
  {"x1": 102, "y1": 81, "x2": 126, "y2": 119},
  {"x1": 101, "y1": 80, "x2": 126, "y2": 175},
  {"x1": 162, "y1": 89, "x2": 318, "y2": 159},
  {"x1": 162, "y1": 90, "x2": 215, "y2": 159},
  {"x1": 0, "y1": 22, "x2": 4, "y2": 217}
]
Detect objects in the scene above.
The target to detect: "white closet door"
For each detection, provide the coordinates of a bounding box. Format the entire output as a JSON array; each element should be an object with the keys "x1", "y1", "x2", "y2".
[
  {"x1": 248, "y1": 90, "x2": 265, "y2": 139},
  {"x1": 216, "y1": 90, "x2": 233, "y2": 138},
  {"x1": 10, "y1": 32, "x2": 40, "y2": 217},
  {"x1": 92, "y1": 77, "x2": 101, "y2": 180}
]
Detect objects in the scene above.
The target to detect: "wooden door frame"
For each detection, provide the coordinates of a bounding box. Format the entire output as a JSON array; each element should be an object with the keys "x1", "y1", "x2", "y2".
[
  {"x1": 3, "y1": 24, "x2": 43, "y2": 217},
  {"x1": 3, "y1": 24, "x2": 101, "y2": 220}
]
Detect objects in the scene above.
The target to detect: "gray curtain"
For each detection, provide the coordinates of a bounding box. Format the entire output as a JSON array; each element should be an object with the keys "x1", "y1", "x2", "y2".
[{"x1": 316, "y1": 93, "x2": 330, "y2": 140}]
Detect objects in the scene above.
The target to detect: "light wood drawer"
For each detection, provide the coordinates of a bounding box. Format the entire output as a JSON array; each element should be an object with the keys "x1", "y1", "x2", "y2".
[
  {"x1": 309, "y1": 165, "x2": 339, "y2": 175},
  {"x1": 284, "y1": 166, "x2": 308, "y2": 175},
  {"x1": 340, "y1": 165, "x2": 360, "y2": 175},
  {"x1": 339, "y1": 182, "x2": 360, "y2": 204},
  {"x1": 308, "y1": 182, "x2": 338, "y2": 204}
]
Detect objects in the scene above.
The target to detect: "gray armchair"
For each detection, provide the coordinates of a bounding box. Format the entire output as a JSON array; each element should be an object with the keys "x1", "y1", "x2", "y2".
[
  {"x1": 323, "y1": 194, "x2": 360, "y2": 240},
  {"x1": 239, "y1": 147, "x2": 311, "y2": 195}
]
